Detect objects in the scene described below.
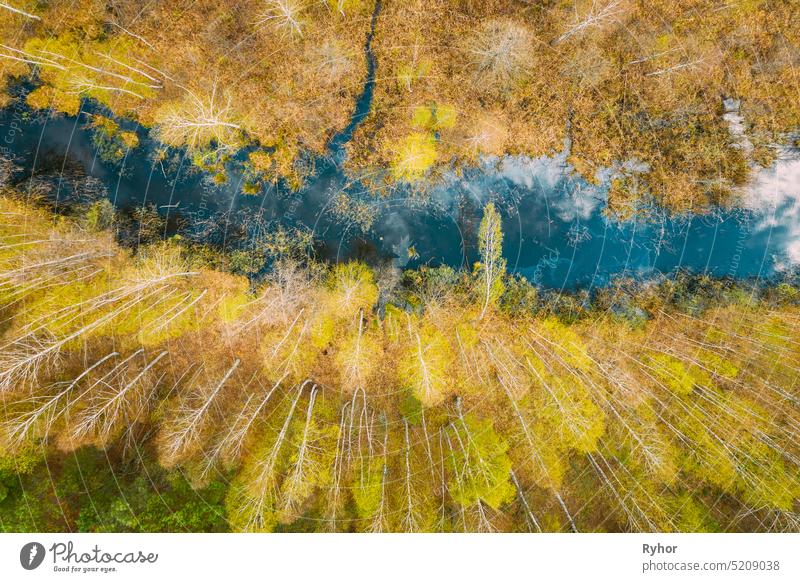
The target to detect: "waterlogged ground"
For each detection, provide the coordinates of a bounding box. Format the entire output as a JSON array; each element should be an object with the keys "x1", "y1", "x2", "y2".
[{"x1": 1, "y1": 97, "x2": 799, "y2": 289}]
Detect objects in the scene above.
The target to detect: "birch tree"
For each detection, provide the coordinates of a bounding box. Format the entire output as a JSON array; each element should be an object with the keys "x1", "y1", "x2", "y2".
[
  {"x1": 474, "y1": 202, "x2": 505, "y2": 319},
  {"x1": 398, "y1": 318, "x2": 455, "y2": 406},
  {"x1": 468, "y1": 20, "x2": 533, "y2": 90},
  {"x1": 158, "y1": 360, "x2": 241, "y2": 468}
]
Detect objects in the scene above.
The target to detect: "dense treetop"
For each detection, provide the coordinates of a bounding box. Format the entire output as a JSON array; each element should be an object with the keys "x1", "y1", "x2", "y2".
[{"x1": 0, "y1": 191, "x2": 798, "y2": 532}]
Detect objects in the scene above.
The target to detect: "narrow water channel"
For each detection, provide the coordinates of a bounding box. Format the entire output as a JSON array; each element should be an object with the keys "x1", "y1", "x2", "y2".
[{"x1": 1, "y1": 61, "x2": 798, "y2": 290}]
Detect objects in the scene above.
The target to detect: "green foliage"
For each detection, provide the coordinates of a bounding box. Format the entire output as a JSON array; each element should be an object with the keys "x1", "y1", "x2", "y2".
[
  {"x1": 412, "y1": 103, "x2": 457, "y2": 130},
  {"x1": 398, "y1": 321, "x2": 455, "y2": 406},
  {"x1": 652, "y1": 354, "x2": 695, "y2": 394},
  {"x1": 400, "y1": 265, "x2": 464, "y2": 308},
  {"x1": 399, "y1": 392, "x2": 424, "y2": 425},
  {"x1": 474, "y1": 202, "x2": 506, "y2": 317},
  {"x1": 352, "y1": 462, "x2": 384, "y2": 522},
  {"x1": 277, "y1": 413, "x2": 338, "y2": 523},
  {"x1": 90, "y1": 116, "x2": 140, "y2": 164},
  {"x1": 391, "y1": 133, "x2": 437, "y2": 182},
  {"x1": 0, "y1": 448, "x2": 229, "y2": 532},
  {"x1": 648, "y1": 353, "x2": 706, "y2": 396},
  {"x1": 85, "y1": 199, "x2": 115, "y2": 231},
  {"x1": 499, "y1": 274, "x2": 539, "y2": 315},
  {"x1": 76, "y1": 469, "x2": 229, "y2": 533},
  {"x1": 396, "y1": 57, "x2": 432, "y2": 92},
  {"x1": 229, "y1": 249, "x2": 266, "y2": 275},
  {"x1": 261, "y1": 226, "x2": 315, "y2": 260},
  {"x1": 327, "y1": 262, "x2": 379, "y2": 318},
  {"x1": 446, "y1": 415, "x2": 514, "y2": 510},
  {"x1": 23, "y1": 35, "x2": 157, "y2": 116}
]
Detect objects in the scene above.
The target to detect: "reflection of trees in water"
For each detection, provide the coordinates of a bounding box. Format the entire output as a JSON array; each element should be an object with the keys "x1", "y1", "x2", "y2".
[
  {"x1": 0, "y1": 152, "x2": 19, "y2": 186},
  {"x1": 567, "y1": 224, "x2": 591, "y2": 248},
  {"x1": 11, "y1": 156, "x2": 108, "y2": 209},
  {"x1": 190, "y1": 207, "x2": 269, "y2": 249}
]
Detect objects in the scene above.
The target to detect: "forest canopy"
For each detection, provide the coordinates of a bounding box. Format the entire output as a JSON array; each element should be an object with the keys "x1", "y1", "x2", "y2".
[
  {"x1": 0, "y1": 191, "x2": 798, "y2": 532},
  {"x1": 1, "y1": 0, "x2": 799, "y2": 535}
]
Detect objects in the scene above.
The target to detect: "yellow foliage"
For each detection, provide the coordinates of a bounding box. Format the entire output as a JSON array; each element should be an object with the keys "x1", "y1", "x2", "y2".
[
  {"x1": 26, "y1": 85, "x2": 81, "y2": 115},
  {"x1": 390, "y1": 133, "x2": 437, "y2": 182},
  {"x1": 398, "y1": 321, "x2": 455, "y2": 406},
  {"x1": 326, "y1": 262, "x2": 378, "y2": 319}
]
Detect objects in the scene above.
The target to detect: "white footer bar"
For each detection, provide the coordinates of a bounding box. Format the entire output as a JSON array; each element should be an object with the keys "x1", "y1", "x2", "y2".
[{"x1": 1, "y1": 533, "x2": 798, "y2": 581}]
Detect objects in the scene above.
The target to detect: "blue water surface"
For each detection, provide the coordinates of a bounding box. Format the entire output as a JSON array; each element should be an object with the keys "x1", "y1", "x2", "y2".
[{"x1": 1, "y1": 90, "x2": 798, "y2": 290}]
